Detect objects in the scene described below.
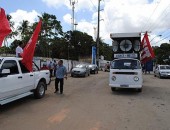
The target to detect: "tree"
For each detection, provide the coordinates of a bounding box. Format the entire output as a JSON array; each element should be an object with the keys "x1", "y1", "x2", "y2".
[
  {"x1": 153, "y1": 43, "x2": 170, "y2": 64},
  {"x1": 18, "y1": 20, "x2": 31, "y2": 43},
  {"x1": 98, "y1": 38, "x2": 112, "y2": 60},
  {"x1": 37, "y1": 13, "x2": 63, "y2": 57}
]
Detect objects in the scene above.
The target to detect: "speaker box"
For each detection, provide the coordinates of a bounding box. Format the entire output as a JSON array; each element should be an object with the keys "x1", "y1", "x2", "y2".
[
  {"x1": 112, "y1": 38, "x2": 141, "y2": 53},
  {"x1": 120, "y1": 40, "x2": 132, "y2": 52},
  {"x1": 112, "y1": 40, "x2": 118, "y2": 52}
]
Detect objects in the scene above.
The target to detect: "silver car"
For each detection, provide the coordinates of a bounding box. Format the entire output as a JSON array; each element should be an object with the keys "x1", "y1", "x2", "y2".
[
  {"x1": 71, "y1": 64, "x2": 90, "y2": 77},
  {"x1": 154, "y1": 65, "x2": 170, "y2": 78}
]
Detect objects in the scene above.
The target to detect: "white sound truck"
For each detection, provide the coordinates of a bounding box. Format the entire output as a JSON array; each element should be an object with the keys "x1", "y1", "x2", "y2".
[
  {"x1": 0, "y1": 57, "x2": 51, "y2": 105},
  {"x1": 109, "y1": 33, "x2": 143, "y2": 92}
]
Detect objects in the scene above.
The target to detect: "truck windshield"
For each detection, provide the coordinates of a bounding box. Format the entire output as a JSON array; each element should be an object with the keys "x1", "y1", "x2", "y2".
[{"x1": 111, "y1": 59, "x2": 141, "y2": 69}]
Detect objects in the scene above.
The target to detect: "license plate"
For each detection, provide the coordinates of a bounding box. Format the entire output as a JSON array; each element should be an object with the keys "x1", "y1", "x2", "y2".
[{"x1": 120, "y1": 85, "x2": 129, "y2": 87}]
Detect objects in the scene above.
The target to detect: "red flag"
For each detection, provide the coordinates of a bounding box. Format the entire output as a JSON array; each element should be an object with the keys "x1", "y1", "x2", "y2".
[
  {"x1": 21, "y1": 20, "x2": 42, "y2": 72},
  {"x1": 0, "y1": 8, "x2": 12, "y2": 47},
  {"x1": 141, "y1": 32, "x2": 155, "y2": 63}
]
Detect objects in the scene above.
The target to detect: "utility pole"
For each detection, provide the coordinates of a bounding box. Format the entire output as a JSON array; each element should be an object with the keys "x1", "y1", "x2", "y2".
[
  {"x1": 70, "y1": 0, "x2": 78, "y2": 31},
  {"x1": 96, "y1": 0, "x2": 101, "y2": 66}
]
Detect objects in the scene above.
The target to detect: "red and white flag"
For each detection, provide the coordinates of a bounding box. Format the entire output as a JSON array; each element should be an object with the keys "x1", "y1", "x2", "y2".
[
  {"x1": 21, "y1": 19, "x2": 42, "y2": 72},
  {"x1": 141, "y1": 32, "x2": 155, "y2": 63},
  {"x1": 0, "y1": 8, "x2": 12, "y2": 47}
]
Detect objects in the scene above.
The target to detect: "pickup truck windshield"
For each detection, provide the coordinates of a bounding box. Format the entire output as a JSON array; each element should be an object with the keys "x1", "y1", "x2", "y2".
[{"x1": 111, "y1": 59, "x2": 141, "y2": 69}]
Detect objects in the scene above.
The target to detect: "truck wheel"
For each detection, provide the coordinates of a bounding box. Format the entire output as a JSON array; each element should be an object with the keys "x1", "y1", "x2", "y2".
[
  {"x1": 111, "y1": 87, "x2": 116, "y2": 91},
  {"x1": 34, "y1": 81, "x2": 46, "y2": 99}
]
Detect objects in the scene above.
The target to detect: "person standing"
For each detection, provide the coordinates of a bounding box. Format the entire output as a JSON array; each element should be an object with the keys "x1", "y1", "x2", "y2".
[
  {"x1": 16, "y1": 41, "x2": 23, "y2": 57},
  {"x1": 48, "y1": 61, "x2": 54, "y2": 77},
  {"x1": 54, "y1": 60, "x2": 67, "y2": 94},
  {"x1": 53, "y1": 60, "x2": 57, "y2": 77}
]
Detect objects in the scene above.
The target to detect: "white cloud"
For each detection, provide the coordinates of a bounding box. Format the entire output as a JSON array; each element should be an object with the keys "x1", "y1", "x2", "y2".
[
  {"x1": 76, "y1": 20, "x2": 95, "y2": 37},
  {"x1": 63, "y1": 13, "x2": 72, "y2": 24},
  {"x1": 10, "y1": 9, "x2": 40, "y2": 29},
  {"x1": 3, "y1": 9, "x2": 40, "y2": 45},
  {"x1": 81, "y1": 0, "x2": 170, "y2": 46},
  {"x1": 33, "y1": 0, "x2": 170, "y2": 46}
]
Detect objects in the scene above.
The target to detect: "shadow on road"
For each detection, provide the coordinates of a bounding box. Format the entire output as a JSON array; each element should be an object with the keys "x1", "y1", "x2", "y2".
[
  {"x1": 0, "y1": 96, "x2": 34, "y2": 113},
  {"x1": 111, "y1": 88, "x2": 142, "y2": 96}
]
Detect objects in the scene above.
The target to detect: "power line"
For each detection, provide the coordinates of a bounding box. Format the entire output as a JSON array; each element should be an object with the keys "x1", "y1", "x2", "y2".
[
  {"x1": 148, "y1": 3, "x2": 170, "y2": 32},
  {"x1": 141, "y1": 0, "x2": 162, "y2": 32},
  {"x1": 89, "y1": 0, "x2": 98, "y2": 11},
  {"x1": 153, "y1": 33, "x2": 170, "y2": 45}
]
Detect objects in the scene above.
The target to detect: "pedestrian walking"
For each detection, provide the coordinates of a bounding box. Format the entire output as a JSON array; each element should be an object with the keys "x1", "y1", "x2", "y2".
[{"x1": 54, "y1": 60, "x2": 67, "y2": 94}]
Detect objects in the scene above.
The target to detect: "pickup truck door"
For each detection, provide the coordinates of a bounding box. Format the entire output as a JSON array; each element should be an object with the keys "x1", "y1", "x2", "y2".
[
  {"x1": 19, "y1": 61, "x2": 34, "y2": 91},
  {"x1": 0, "y1": 60, "x2": 23, "y2": 100}
]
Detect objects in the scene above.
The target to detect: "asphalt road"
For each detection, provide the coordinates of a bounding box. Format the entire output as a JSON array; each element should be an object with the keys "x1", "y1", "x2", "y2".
[{"x1": 0, "y1": 71, "x2": 170, "y2": 130}]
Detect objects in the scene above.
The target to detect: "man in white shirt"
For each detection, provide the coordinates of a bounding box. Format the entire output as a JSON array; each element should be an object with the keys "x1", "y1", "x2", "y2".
[{"x1": 16, "y1": 41, "x2": 23, "y2": 57}]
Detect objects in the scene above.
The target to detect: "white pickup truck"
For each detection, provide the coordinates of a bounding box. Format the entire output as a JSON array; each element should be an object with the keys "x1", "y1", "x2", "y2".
[{"x1": 0, "y1": 57, "x2": 51, "y2": 105}]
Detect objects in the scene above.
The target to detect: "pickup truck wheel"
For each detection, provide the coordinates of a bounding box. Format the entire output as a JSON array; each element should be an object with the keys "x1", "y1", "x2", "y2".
[{"x1": 34, "y1": 81, "x2": 46, "y2": 99}]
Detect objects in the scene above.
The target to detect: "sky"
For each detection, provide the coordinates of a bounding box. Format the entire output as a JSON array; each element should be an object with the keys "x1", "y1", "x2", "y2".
[{"x1": 1, "y1": 0, "x2": 170, "y2": 46}]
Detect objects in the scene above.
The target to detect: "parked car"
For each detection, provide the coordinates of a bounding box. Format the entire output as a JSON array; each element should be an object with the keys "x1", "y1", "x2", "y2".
[
  {"x1": 88, "y1": 64, "x2": 98, "y2": 74},
  {"x1": 154, "y1": 65, "x2": 170, "y2": 78},
  {"x1": 71, "y1": 64, "x2": 90, "y2": 77}
]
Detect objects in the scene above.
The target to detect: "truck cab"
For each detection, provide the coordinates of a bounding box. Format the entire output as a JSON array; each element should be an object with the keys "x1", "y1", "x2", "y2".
[
  {"x1": 109, "y1": 58, "x2": 143, "y2": 92},
  {"x1": 0, "y1": 57, "x2": 50, "y2": 105}
]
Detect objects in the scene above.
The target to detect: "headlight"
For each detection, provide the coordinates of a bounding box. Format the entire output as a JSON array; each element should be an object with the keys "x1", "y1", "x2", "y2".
[
  {"x1": 112, "y1": 76, "x2": 116, "y2": 81},
  {"x1": 134, "y1": 76, "x2": 139, "y2": 81}
]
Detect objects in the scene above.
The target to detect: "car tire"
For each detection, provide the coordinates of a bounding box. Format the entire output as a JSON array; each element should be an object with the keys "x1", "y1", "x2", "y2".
[
  {"x1": 34, "y1": 81, "x2": 46, "y2": 99},
  {"x1": 111, "y1": 87, "x2": 116, "y2": 91},
  {"x1": 159, "y1": 73, "x2": 162, "y2": 79}
]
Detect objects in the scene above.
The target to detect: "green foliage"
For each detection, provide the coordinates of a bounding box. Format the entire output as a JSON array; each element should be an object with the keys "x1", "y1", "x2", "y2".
[
  {"x1": 153, "y1": 43, "x2": 170, "y2": 64},
  {"x1": 4, "y1": 12, "x2": 112, "y2": 61},
  {"x1": 99, "y1": 38, "x2": 112, "y2": 60}
]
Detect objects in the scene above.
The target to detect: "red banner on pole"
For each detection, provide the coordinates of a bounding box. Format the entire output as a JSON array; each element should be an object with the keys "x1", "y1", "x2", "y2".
[
  {"x1": 21, "y1": 20, "x2": 42, "y2": 72},
  {"x1": 0, "y1": 8, "x2": 12, "y2": 47},
  {"x1": 141, "y1": 32, "x2": 155, "y2": 63}
]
